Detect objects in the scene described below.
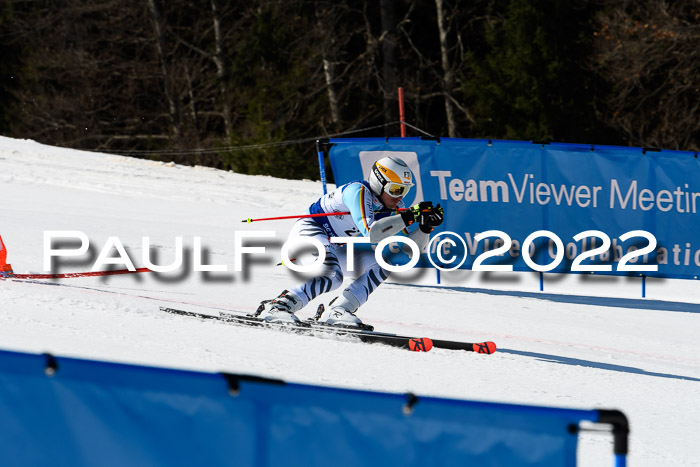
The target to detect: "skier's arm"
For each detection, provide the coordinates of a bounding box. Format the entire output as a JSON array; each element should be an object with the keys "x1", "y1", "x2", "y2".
[
  {"x1": 341, "y1": 183, "x2": 375, "y2": 237},
  {"x1": 369, "y1": 202, "x2": 444, "y2": 243},
  {"x1": 369, "y1": 214, "x2": 409, "y2": 243},
  {"x1": 403, "y1": 228, "x2": 430, "y2": 257}
]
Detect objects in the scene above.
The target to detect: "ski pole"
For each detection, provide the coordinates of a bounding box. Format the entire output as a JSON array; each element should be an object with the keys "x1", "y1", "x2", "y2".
[
  {"x1": 242, "y1": 208, "x2": 408, "y2": 223},
  {"x1": 242, "y1": 212, "x2": 349, "y2": 223}
]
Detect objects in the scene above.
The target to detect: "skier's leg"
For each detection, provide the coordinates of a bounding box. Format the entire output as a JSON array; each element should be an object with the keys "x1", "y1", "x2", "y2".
[
  {"x1": 320, "y1": 248, "x2": 391, "y2": 326},
  {"x1": 259, "y1": 219, "x2": 343, "y2": 323},
  {"x1": 286, "y1": 248, "x2": 343, "y2": 307}
]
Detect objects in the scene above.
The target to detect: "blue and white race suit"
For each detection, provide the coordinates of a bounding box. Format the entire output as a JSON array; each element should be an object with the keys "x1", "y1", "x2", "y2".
[{"x1": 286, "y1": 180, "x2": 412, "y2": 310}]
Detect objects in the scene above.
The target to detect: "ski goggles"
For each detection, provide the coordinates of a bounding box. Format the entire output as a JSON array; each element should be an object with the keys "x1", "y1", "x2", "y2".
[{"x1": 385, "y1": 182, "x2": 413, "y2": 198}]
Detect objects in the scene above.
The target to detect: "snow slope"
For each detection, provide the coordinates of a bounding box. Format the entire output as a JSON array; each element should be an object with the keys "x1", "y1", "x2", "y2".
[{"x1": 1, "y1": 136, "x2": 698, "y2": 466}]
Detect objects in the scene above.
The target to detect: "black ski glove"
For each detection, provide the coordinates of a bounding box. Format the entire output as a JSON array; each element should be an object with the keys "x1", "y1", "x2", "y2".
[
  {"x1": 418, "y1": 203, "x2": 444, "y2": 233},
  {"x1": 400, "y1": 201, "x2": 444, "y2": 232},
  {"x1": 400, "y1": 201, "x2": 433, "y2": 227}
]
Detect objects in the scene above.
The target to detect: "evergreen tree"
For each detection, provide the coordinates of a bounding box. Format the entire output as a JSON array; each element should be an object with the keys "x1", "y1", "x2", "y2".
[
  {"x1": 0, "y1": 3, "x2": 26, "y2": 133},
  {"x1": 461, "y1": 0, "x2": 610, "y2": 143}
]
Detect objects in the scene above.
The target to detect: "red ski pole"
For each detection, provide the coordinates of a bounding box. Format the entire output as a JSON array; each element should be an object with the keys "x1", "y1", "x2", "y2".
[{"x1": 242, "y1": 208, "x2": 407, "y2": 223}]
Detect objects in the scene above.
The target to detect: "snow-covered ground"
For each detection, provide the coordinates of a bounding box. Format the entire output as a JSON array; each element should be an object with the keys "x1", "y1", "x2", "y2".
[{"x1": 1, "y1": 135, "x2": 698, "y2": 466}]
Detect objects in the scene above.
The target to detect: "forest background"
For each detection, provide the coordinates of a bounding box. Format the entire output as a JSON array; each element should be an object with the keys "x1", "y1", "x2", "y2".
[{"x1": 1, "y1": 0, "x2": 698, "y2": 180}]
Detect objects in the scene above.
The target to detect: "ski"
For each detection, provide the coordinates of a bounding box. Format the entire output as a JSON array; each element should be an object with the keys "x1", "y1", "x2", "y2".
[{"x1": 159, "y1": 306, "x2": 496, "y2": 354}]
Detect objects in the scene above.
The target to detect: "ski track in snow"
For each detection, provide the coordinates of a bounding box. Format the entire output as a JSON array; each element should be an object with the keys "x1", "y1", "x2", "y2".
[{"x1": 1, "y1": 135, "x2": 699, "y2": 466}]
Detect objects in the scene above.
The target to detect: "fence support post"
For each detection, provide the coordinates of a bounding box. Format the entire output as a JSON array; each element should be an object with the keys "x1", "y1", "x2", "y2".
[{"x1": 316, "y1": 139, "x2": 329, "y2": 195}]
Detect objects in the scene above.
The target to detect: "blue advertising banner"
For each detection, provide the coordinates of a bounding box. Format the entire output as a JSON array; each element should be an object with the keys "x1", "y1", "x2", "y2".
[
  {"x1": 0, "y1": 348, "x2": 608, "y2": 466},
  {"x1": 327, "y1": 138, "x2": 700, "y2": 280}
]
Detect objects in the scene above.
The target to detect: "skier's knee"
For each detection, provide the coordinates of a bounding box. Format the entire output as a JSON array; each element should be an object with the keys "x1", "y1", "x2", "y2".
[{"x1": 323, "y1": 269, "x2": 343, "y2": 291}]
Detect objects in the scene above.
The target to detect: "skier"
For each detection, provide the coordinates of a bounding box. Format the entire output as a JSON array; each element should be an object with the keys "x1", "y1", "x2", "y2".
[{"x1": 257, "y1": 156, "x2": 443, "y2": 327}]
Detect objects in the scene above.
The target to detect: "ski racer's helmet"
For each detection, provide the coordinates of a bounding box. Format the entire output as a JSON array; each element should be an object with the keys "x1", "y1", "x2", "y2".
[{"x1": 368, "y1": 156, "x2": 414, "y2": 198}]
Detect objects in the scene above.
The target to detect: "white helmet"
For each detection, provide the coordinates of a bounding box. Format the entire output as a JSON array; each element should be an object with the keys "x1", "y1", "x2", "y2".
[{"x1": 368, "y1": 156, "x2": 415, "y2": 198}]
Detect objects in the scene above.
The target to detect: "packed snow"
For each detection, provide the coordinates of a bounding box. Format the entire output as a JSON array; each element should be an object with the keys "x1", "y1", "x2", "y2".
[{"x1": 1, "y1": 135, "x2": 698, "y2": 466}]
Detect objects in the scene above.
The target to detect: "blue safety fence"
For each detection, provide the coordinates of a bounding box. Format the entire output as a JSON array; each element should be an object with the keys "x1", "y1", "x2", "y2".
[
  {"x1": 320, "y1": 137, "x2": 700, "y2": 281},
  {"x1": 0, "y1": 348, "x2": 627, "y2": 467}
]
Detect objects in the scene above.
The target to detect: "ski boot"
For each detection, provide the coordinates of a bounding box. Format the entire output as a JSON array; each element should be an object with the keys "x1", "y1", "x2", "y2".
[
  {"x1": 317, "y1": 291, "x2": 371, "y2": 330},
  {"x1": 255, "y1": 290, "x2": 303, "y2": 325}
]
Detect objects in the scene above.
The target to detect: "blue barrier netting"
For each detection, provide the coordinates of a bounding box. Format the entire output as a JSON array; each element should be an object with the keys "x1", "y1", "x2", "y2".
[
  {"x1": 323, "y1": 137, "x2": 700, "y2": 280},
  {"x1": 0, "y1": 348, "x2": 627, "y2": 466}
]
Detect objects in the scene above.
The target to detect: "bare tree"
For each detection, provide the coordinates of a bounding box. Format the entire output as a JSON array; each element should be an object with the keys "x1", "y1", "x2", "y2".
[
  {"x1": 146, "y1": 0, "x2": 182, "y2": 145},
  {"x1": 380, "y1": 0, "x2": 400, "y2": 130},
  {"x1": 435, "y1": 0, "x2": 456, "y2": 137},
  {"x1": 591, "y1": 0, "x2": 700, "y2": 150},
  {"x1": 315, "y1": 4, "x2": 343, "y2": 125},
  {"x1": 210, "y1": 0, "x2": 232, "y2": 137}
]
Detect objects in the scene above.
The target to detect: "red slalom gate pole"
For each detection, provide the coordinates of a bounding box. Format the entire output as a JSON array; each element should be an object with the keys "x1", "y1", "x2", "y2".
[
  {"x1": 398, "y1": 86, "x2": 406, "y2": 137},
  {"x1": 0, "y1": 235, "x2": 153, "y2": 280},
  {"x1": 8, "y1": 267, "x2": 152, "y2": 280}
]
